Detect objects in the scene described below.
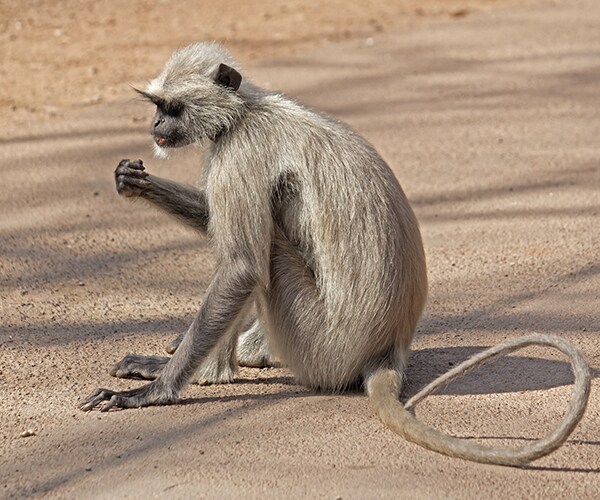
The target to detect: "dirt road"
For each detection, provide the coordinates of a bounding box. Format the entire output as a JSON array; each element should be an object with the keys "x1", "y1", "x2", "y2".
[{"x1": 1, "y1": 0, "x2": 599, "y2": 498}]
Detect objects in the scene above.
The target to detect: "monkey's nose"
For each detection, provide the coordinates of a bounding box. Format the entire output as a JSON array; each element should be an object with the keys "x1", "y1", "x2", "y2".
[{"x1": 156, "y1": 137, "x2": 166, "y2": 146}]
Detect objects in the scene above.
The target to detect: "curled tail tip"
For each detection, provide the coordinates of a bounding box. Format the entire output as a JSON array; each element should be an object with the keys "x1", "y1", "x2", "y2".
[{"x1": 366, "y1": 334, "x2": 591, "y2": 467}]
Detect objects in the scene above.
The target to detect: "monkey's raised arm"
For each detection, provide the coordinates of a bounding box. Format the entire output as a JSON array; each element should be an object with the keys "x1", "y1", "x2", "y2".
[{"x1": 115, "y1": 159, "x2": 210, "y2": 233}]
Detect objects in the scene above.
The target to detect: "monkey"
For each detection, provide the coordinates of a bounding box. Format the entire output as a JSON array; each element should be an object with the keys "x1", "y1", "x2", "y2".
[{"x1": 80, "y1": 42, "x2": 590, "y2": 466}]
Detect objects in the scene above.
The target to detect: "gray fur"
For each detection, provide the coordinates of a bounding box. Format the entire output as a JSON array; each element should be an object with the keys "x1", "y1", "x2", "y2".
[{"x1": 81, "y1": 43, "x2": 590, "y2": 467}]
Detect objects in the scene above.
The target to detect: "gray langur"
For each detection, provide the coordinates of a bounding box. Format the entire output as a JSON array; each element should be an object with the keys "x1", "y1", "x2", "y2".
[{"x1": 80, "y1": 42, "x2": 590, "y2": 466}]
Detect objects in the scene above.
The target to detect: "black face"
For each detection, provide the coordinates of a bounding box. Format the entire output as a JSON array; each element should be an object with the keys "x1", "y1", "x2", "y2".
[
  {"x1": 134, "y1": 89, "x2": 191, "y2": 148},
  {"x1": 151, "y1": 102, "x2": 189, "y2": 148}
]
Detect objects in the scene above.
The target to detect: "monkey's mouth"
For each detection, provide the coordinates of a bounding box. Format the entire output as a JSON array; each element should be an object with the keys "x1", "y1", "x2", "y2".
[
  {"x1": 153, "y1": 136, "x2": 180, "y2": 148},
  {"x1": 153, "y1": 134, "x2": 191, "y2": 149},
  {"x1": 154, "y1": 135, "x2": 174, "y2": 148}
]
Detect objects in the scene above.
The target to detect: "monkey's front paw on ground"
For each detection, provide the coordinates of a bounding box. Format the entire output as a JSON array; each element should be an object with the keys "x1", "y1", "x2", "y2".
[
  {"x1": 79, "y1": 382, "x2": 178, "y2": 412},
  {"x1": 114, "y1": 159, "x2": 150, "y2": 198}
]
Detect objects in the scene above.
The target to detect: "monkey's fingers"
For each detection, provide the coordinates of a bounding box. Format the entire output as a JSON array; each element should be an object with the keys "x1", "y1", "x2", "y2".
[
  {"x1": 80, "y1": 387, "x2": 148, "y2": 411},
  {"x1": 115, "y1": 164, "x2": 148, "y2": 178},
  {"x1": 79, "y1": 388, "x2": 117, "y2": 411},
  {"x1": 117, "y1": 158, "x2": 145, "y2": 171},
  {"x1": 99, "y1": 393, "x2": 147, "y2": 412},
  {"x1": 129, "y1": 159, "x2": 145, "y2": 170},
  {"x1": 80, "y1": 383, "x2": 180, "y2": 411},
  {"x1": 115, "y1": 173, "x2": 151, "y2": 197},
  {"x1": 109, "y1": 354, "x2": 169, "y2": 380}
]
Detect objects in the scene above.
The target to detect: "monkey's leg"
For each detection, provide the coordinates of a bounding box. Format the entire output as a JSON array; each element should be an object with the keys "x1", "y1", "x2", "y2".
[
  {"x1": 192, "y1": 329, "x2": 238, "y2": 385},
  {"x1": 81, "y1": 262, "x2": 258, "y2": 411},
  {"x1": 115, "y1": 159, "x2": 209, "y2": 233},
  {"x1": 167, "y1": 318, "x2": 278, "y2": 368},
  {"x1": 237, "y1": 320, "x2": 280, "y2": 368},
  {"x1": 257, "y1": 231, "x2": 336, "y2": 388},
  {"x1": 263, "y1": 231, "x2": 363, "y2": 390}
]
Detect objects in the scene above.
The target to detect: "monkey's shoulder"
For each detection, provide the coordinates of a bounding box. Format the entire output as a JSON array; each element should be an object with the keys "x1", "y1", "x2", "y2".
[{"x1": 226, "y1": 93, "x2": 380, "y2": 164}]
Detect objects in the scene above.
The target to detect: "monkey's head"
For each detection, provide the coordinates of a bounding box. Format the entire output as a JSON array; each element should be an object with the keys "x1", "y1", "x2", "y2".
[{"x1": 135, "y1": 43, "x2": 245, "y2": 156}]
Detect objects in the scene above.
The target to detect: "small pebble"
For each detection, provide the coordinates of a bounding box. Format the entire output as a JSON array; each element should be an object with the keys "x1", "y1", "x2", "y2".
[{"x1": 20, "y1": 429, "x2": 35, "y2": 438}]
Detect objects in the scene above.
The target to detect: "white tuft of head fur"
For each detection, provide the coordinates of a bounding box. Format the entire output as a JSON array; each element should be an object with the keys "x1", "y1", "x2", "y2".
[
  {"x1": 145, "y1": 42, "x2": 240, "y2": 101},
  {"x1": 146, "y1": 78, "x2": 163, "y2": 96}
]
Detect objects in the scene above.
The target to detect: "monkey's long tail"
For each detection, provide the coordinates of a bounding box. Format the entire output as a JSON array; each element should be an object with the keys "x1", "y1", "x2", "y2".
[{"x1": 367, "y1": 333, "x2": 591, "y2": 466}]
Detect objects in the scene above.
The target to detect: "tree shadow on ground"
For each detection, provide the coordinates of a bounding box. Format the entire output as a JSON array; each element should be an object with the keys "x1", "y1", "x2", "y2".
[{"x1": 417, "y1": 261, "x2": 600, "y2": 336}]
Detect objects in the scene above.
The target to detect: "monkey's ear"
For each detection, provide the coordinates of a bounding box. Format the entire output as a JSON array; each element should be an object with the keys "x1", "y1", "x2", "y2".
[{"x1": 216, "y1": 63, "x2": 242, "y2": 92}]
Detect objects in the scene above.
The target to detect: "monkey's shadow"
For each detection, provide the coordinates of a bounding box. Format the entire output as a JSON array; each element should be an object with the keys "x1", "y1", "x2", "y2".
[
  {"x1": 404, "y1": 346, "x2": 599, "y2": 396},
  {"x1": 180, "y1": 347, "x2": 600, "y2": 472},
  {"x1": 230, "y1": 346, "x2": 598, "y2": 396}
]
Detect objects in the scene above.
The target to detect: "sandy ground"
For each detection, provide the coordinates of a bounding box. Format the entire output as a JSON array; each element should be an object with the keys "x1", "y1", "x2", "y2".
[
  {"x1": 1, "y1": 0, "x2": 550, "y2": 116},
  {"x1": 1, "y1": 0, "x2": 600, "y2": 498}
]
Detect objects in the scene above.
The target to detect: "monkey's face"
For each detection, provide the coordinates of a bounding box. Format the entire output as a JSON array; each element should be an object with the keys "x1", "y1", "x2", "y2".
[{"x1": 150, "y1": 100, "x2": 192, "y2": 149}]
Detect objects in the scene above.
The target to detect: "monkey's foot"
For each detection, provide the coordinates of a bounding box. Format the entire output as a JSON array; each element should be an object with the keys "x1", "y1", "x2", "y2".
[
  {"x1": 192, "y1": 356, "x2": 236, "y2": 386},
  {"x1": 237, "y1": 324, "x2": 280, "y2": 368},
  {"x1": 109, "y1": 354, "x2": 168, "y2": 380},
  {"x1": 115, "y1": 159, "x2": 149, "y2": 198},
  {"x1": 79, "y1": 382, "x2": 178, "y2": 412},
  {"x1": 165, "y1": 333, "x2": 184, "y2": 355}
]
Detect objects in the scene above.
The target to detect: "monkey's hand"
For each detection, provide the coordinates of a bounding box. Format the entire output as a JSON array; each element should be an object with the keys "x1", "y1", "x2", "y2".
[
  {"x1": 79, "y1": 380, "x2": 178, "y2": 412},
  {"x1": 115, "y1": 159, "x2": 150, "y2": 198}
]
